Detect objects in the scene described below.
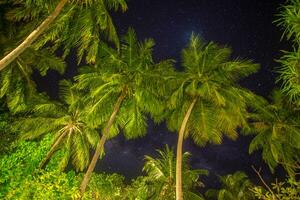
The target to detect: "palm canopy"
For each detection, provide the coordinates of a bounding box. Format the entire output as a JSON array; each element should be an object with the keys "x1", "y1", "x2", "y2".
[
  {"x1": 205, "y1": 171, "x2": 255, "y2": 200},
  {"x1": 167, "y1": 34, "x2": 259, "y2": 146},
  {"x1": 245, "y1": 90, "x2": 300, "y2": 176},
  {"x1": 75, "y1": 28, "x2": 174, "y2": 139},
  {"x1": 0, "y1": 4, "x2": 65, "y2": 112},
  {"x1": 13, "y1": 80, "x2": 99, "y2": 171},
  {"x1": 77, "y1": 28, "x2": 174, "y2": 194},
  {"x1": 5, "y1": 0, "x2": 127, "y2": 64},
  {"x1": 132, "y1": 146, "x2": 207, "y2": 200}
]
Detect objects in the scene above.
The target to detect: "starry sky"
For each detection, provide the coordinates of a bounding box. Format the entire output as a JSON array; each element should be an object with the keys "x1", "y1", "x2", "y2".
[{"x1": 37, "y1": 0, "x2": 290, "y2": 188}]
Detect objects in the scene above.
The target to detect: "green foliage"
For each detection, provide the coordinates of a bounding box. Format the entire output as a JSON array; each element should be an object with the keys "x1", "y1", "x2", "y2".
[
  {"x1": 14, "y1": 80, "x2": 99, "y2": 171},
  {"x1": 83, "y1": 173, "x2": 125, "y2": 200},
  {"x1": 5, "y1": 0, "x2": 127, "y2": 64},
  {"x1": 75, "y1": 28, "x2": 174, "y2": 140},
  {"x1": 0, "y1": 101, "x2": 16, "y2": 155},
  {"x1": 5, "y1": 170, "x2": 80, "y2": 200},
  {"x1": 252, "y1": 178, "x2": 300, "y2": 200},
  {"x1": 206, "y1": 171, "x2": 256, "y2": 200},
  {"x1": 246, "y1": 91, "x2": 300, "y2": 175},
  {"x1": 167, "y1": 33, "x2": 259, "y2": 146},
  {"x1": 125, "y1": 146, "x2": 207, "y2": 200},
  {"x1": 276, "y1": 0, "x2": 300, "y2": 105},
  {"x1": 276, "y1": 0, "x2": 300, "y2": 43},
  {"x1": 0, "y1": 135, "x2": 52, "y2": 197},
  {"x1": 0, "y1": 134, "x2": 127, "y2": 199}
]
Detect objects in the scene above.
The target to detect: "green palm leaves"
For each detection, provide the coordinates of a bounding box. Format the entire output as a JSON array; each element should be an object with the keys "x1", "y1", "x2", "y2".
[
  {"x1": 247, "y1": 91, "x2": 300, "y2": 175},
  {"x1": 168, "y1": 34, "x2": 259, "y2": 200},
  {"x1": 0, "y1": 0, "x2": 127, "y2": 69},
  {"x1": 14, "y1": 80, "x2": 99, "y2": 171},
  {"x1": 77, "y1": 28, "x2": 173, "y2": 195},
  {"x1": 129, "y1": 146, "x2": 207, "y2": 200},
  {"x1": 206, "y1": 172, "x2": 255, "y2": 200},
  {"x1": 276, "y1": 0, "x2": 300, "y2": 105},
  {"x1": 168, "y1": 34, "x2": 258, "y2": 144}
]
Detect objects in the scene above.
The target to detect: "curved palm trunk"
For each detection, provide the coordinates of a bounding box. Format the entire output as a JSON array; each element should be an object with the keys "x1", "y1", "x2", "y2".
[
  {"x1": 176, "y1": 98, "x2": 197, "y2": 200},
  {"x1": 0, "y1": 0, "x2": 68, "y2": 71},
  {"x1": 39, "y1": 130, "x2": 69, "y2": 169},
  {"x1": 80, "y1": 91, "x2": 126, "y2": 196}
]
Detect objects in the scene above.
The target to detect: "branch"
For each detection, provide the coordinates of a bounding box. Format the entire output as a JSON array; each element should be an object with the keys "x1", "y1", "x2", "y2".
[{"x1": 251, "y1": 165, "x2": 277, "y2": 200}]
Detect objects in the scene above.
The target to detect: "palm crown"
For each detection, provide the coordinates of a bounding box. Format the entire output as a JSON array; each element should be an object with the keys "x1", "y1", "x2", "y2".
[
  {"x1": 140, "y1": 146, "x2": 207, "y2": 200},
  {"x1": 75, "y1": 28, "x2": 173, "y2": 138},
  {"x1": 14, "y1": 80, "x2": 99, "y2": 171},
  {"x1": 167, "y1": 34, "x2": 259, "y2": 145},
  {"x1": 77, "y1": 28, "x2": 174, "y2": 195},
  {"x1": 6, "y1": 0, "x2": 127, "y2": 64}
]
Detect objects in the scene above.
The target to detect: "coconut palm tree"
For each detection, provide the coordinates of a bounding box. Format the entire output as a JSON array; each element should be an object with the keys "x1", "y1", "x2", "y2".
[
  {"x1": 206, "y1": 171, "x2": 255, "y2": 200},
  {"x1": 0, "y1": 0, "x2": 127, "y2": 70},
  {"x1": 167, "y1": 34, "x2": 259, "y2": 200},
  {"x1": 76, "y1": 28, "x2": 174, "y2": 195},
  {"x1": 0, "y1": 4, "x2": 66, "y2": 112},
  {"x1": 245, "y1": 90, "x2": 300, "y2": 176},
  {"x1": 13, "y1": 80, "x2": 99, "y2": 171},
  {"x1": 141, "y1": 146, "x2": 207, "y2": 200}
]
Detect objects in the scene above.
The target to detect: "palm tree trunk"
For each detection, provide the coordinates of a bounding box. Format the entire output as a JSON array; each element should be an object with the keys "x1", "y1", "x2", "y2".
[
  {"x1": 0, "y1": 0, "x2": 68, "y2": 71},
  {"x1": 176, "y1": 98, "x2": 197, "y2": 200},
  {"x1": 80, "y1": 91, "x2": 126, "y2": 196},
  {"x1": 39, "y1": 130, "x2": 68, "y2": 169}
]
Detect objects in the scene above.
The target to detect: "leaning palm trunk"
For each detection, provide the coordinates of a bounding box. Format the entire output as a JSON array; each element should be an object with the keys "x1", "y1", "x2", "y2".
[
  {"x1": 80, "y1": 91, "x2": 127, "y2": 196},
  {"x1": 39, "y1": 129, "x2": 69, "y2": 169},
  {"x1": 0, "y1": 0, "x2": 68, "y2": 71},
  {"x1": 176, "y1": 98, "x2": 197, "y2": 200}
]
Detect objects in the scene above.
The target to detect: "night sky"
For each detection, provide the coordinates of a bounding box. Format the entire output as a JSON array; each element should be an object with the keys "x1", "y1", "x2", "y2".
[{"x1": 37, "y1": 0, "x2": 290, "y2": 188}]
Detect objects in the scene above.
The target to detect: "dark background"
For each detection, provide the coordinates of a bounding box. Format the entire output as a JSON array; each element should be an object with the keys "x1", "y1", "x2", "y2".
[{"x1": 37, "y1": 0, "x2": 291, "y2": 188}]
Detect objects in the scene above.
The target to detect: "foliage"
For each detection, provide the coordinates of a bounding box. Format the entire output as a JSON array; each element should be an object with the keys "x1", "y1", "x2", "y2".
[
  {"x1": 5, "y1": 170, "x2": 80, "y2": 200},
  {"x1": 276, "y1": 0, "x2": 300, "y2": 105},
  {"x1": 206, "y1": 171, "x2": 256, "y2": 200},
  {"x1": 83, "y1": 173, "x2": 125, "y2": 200},
  {"x1": 14, "y1": 80, "x2": 99, "y2": 171},
  {"x1": 245, "y1": 90, "x2": 300, "y2": 175},
  {"x1": 75, "y1": 28, "x2": 174, "y2": 139},
  {"x1": 0, "y1": 100, "x2": 16, "y2": 155},
  {"x1": 5, "y1": 0, "x2": 127, "y2": 64},
  {"x1": 125, "y1": 146, "x2": 207, "y2": 200},
  {"x1": 167, "y1": 33, "x2": 259, "y2": 146},
  {"x1": 0, "y1": 2, "x2": 66, "y2": 112},
  {"x1": 252, "y1": 178, "x2": 300, "y2": 200},
  {"x1": 276, "y1": 0, "x2": 300, "y2": 43},
  {"x1": 0, "y1": 135, "x2": 52, "y2": 197}
]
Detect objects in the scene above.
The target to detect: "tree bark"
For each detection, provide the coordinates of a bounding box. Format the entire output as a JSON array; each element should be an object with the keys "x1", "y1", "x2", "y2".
[
  {"x1": 176, "y1": 98, "x2": 197, "y2": 200},
  {"x1": 39, "y1": 130, "x2": 68, "y2": 169},
  {"x1": 80, "y1": 91, "x2": 126, "y2": 196},
  {"x1": 0, "y1": 0, "x2": 68, "y2": 71}
]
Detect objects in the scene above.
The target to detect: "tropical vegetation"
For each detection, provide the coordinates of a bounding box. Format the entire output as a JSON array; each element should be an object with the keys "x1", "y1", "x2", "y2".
[{"x1": 0, "y1": 0, "x2": 300, "y2": 199}]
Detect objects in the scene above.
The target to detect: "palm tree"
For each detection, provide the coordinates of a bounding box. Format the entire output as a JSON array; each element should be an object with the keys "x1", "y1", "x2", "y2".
[
  {"x1": 76, "y1": 28, "x2": 174, "y2": 195},
  {"x1": 0, "y1": 5, "x2": 66, "y2": 112},
  {"x1": 141, "y1": 146, "x2": 207, "y2": 200},
  {"x1": 245, "y1": 90, "x2": 300, "y2": 176},
  {"x1": 167, "y1": 34, "x2": 259, "y2": 200},
  {"x1": 14, "y1": 80, "x2": 99, "y2": 171},
  {"x1": 0, "y1": 0, "x2": 127, "y2": 70},
  {"x1": 206, "y1": 171, "x2": 255, "y2": 200}
]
